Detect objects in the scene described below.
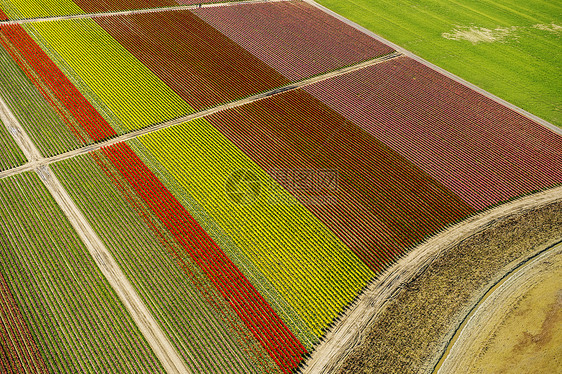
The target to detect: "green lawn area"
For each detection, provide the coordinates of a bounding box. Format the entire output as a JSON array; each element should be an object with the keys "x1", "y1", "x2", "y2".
[{"x1": 317, "y1": 0, "x2": 561, "y2": 127}]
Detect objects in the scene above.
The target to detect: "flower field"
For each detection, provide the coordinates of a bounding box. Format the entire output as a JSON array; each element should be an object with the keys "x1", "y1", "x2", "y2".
[
  {"x1": 191, "y1": 1, "x2": 395, "y2": 80},
  {"x1": 304, "y1": 57, "x2": 562, "y2": 209},
  {"x1": 0, "y1": 1, "x2": 561, "y2": 373},
  {"x1": 0, "y1": 119, "x2": 26, "y2": 171},
  {"x1": 0, "y1": 0, "x2": 231, "y2": 20},
  {"x1": 0, "y1": 172, "x2": 165, "y2": 372},
  {"x1": 93, "y1": 10, "x2": 290, "y2": 111},
  {"x1": 204, "y1": 89, "x2": 476, "y2": 270},
  {"x1": 0, "y1": 38, "x2": 82, "y2": 156},
  {"x1": 0, "y1": 270, "x2": 48, "y2": 374},
  {"x1": 52, "y1": 155, "x2": 288, "y2": 373},
  {"x1": 0, "y1": 2, "x2": 398, "y2": 157}
]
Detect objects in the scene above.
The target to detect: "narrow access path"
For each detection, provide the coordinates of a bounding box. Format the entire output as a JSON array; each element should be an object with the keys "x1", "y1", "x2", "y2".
[
  {"x1": 0, "y1": 51, "x2": 402, "y2": 180},
  {"x1": 299, "y1": 185, "x2": 562, "y2": 374},
  {"x1": 0, "y1": 88, "x2": 191, "y2": 374},
  {"x1": 0, "y1": 0, "x2": 289, "y2": 25}
]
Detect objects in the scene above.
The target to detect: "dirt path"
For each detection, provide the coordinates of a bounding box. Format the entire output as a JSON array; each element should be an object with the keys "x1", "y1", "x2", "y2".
[
  {"x1": 0, "y1": 0, "x2": 289, "y2": 25},
  {"x1": 438, "y1": 243, "x2": 562, "y2": 373},
  {"x1": 0, "y1": 51, "x2": 402, "y2": 180},
  {"x1": 0, "y1": 93, "x2": 190, "y2": 374},
  {"x1": 300, "y1": 185, "x2": 562, "y2": 374}
]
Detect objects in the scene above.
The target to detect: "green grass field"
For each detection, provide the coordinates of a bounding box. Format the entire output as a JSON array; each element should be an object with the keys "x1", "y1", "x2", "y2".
[{"x1": 317, "y1": 0, "x2": 561, "y2": 127}]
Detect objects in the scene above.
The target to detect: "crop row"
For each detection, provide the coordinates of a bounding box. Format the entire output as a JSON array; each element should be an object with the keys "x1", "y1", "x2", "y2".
[
  {"x1": 0, "y1": 24, "x2": 116, "y2": 143},
  {"x1": 0, "y1": 172, "x2": 165, "y2": 372},
  {"x1": 135, "y1": 118, "x2": 375, "y2": 338},
  {"x1": 192, "y1": 1, "x2": 395, "y2": 80},
  {"x1": 25, "y1": 19, "x2": 192, "y2": 132},
  {"x1": 53, "y1": 154, "x2": 285, "y2": 374},
  {"x1": 0, "y1": 0, "x2": 84, "y2": 19},
  {"x1": 0, "y1": 271, "x2": 48, "y2": 374},
  {"x1": 0, "y1": 119, "x2": 26, "y2": 172},
  {"x1": 206, "y1": 89, "x2": 476, "y2": 271},
  {"x1": 93, "y1": 10, "x2": 290, "y2": 111},
  {"x1": 0, "y1": 33, "x2": 82, "y2": 157},
  {"x1": 0, "y1": 3, "x2": 397, "y2": 159},
  {"x1": 101, "y1": 143, "x2": 306, "y2": 373},
  {"x1": 0, "y1": 0, "x2": 235, "y2": 20},
  {"x1": 304, "y1": 57, "x2": 562, "y2": 210}
]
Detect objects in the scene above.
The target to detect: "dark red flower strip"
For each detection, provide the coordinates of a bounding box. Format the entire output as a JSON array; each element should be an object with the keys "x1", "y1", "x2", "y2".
[
  {"x1": 0, "y1": 25, "x2": 116, "y2": 142},
  {"x1": 192, "y1": 1, "x2": 395, "y2": 81},
  {"x1": 304, "y1": 57, "x2": 562, "y2": 210},
  {"x1": 0, "y1": 272, "x2": 49, "y2": 374},
  {"x1": 72, "y1": 0, "x2": 176, "y2": 13},
  {"x1": 93, "y1": 10, "x2": 290, "y2": 111},
  {"x1": 100, "y1": 143, "x2": 306, "y2": 373},
  {"x1": 206, "y1": 90, "x2": 476, "y2": 271},
  {"x1": 0, "y1": 9, "x2": 7, "y2": 21}
]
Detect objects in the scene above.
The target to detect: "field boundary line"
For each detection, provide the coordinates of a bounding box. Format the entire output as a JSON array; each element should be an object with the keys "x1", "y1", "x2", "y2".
[
  {"x1": 0, "y1": 51, "x2": 403, "y2": 180},
  {"x1": 0, "y1": 92, "x2": 191, "y2": 374},
  {"x1": 303, "y1": 0, "x2": 562, "y2": 137},
  {"x1": 0, "y1": 0, "x2": 289, "y2": 25},
  {"x1": 299, "y1": 185, "x2": 562, "y2": 373}
]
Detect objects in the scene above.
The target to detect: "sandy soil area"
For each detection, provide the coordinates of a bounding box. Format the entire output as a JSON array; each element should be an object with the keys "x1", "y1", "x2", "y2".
[{"x1": 439, "y1": 244, "x2": 561, "y2": 373}]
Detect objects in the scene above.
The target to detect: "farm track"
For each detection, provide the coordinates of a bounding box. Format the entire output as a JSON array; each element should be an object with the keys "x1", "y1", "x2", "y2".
[
  {"x1": 0, "y1": 85, "x2": 190, "y2": 374},
  {"x1": 0, "y1": 51, "x2": 403, "y2": 180},
  {"x1": 300, "y1": 185, "x2": 562, "y2": 373},
  {"x1": 0, "y1": 0, "x2": 290, "y2": 25}
]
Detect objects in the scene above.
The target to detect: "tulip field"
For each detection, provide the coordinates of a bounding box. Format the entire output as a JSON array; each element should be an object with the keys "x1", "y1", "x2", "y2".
[
  {"x1": 303, "y1": 57, "x2": 562, "y2": 210},
  {"x1": 0, "y1": 3, "x2": 395, "y2": 157},
  {"x1": 0, "y1": 119, "x2": 26, "y2": 171},
  {"x1": 0, "y1": 1, "x2": 561, "y2": 373},
  {"x1": 0, "y1": 172, "x2": 165, "y2": 373},
  {"x1": 0, "y1": 39, "x2": 82, "y2": 156},
  {"x1": 191, "y1": 1, "x2": 395, "y2": 80},
  {"x1": 0, "y1": 0, "x2": 233, "y2": 20}
]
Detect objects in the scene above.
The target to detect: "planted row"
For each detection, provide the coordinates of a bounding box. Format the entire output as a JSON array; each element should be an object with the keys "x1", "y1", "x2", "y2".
[
  {"x1": 0, "y1": 36, "x2": 81, "y2": 157},
  {"x1": 135, "y1": 118, "x2": 374, "y2": 338},
  {"x1": 0, "y1": 24, "x2": 116, "y2": 146},
  {"x1": 52, "y1": 154, "x2": 285, "y2": 374},
  {"x1": 205, "y1": 89, "x2": 476, "y2": 271},
  {"x1": 192, "y1": 1, "x2": 395, "y2": 80},
  {"x1": 0, "y1": 119, "x2": 26, "y2": 171},
  {"x1": 93, "y1": 10, "x2": 290, "y2": 111},
  {"x1": 304, "y1": 57, "x2": 562, "y2": 210},
  {"x1": 0, "y1": 172, "x2": 165, "y2": 372}
]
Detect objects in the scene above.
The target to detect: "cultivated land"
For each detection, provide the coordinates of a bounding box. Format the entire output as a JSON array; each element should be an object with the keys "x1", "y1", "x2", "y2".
[
  {"x1": 0, "y1": 1, "x2": 561, "y2": 373},
  {"x1": 315, "y1": 0, "x2": 562, "y2": 127},
  {"x1": 0, "y1": 172, "x2": 165, "y2": 373},
  {"x1": 0, "y1": 118, "x2": 25, "y2": 171}
]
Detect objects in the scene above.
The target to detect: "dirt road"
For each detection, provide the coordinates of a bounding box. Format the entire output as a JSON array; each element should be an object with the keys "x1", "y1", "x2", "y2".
[
  {"x1": 0, "y1": 0, "x2": 289, "y2": 25},
  {"x1": 438, "y1": 243, "x2": 562, "y2": 373},
  {"x1": 0, "y1": 51, "x2": 402, "y2": 181}
]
